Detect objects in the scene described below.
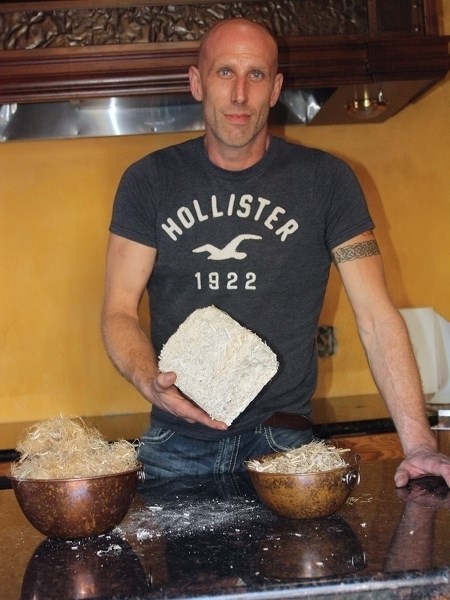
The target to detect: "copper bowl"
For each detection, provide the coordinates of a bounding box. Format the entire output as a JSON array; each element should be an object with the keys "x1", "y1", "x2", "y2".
[
  {"x1": 8, "y1": 465, "x2": 142, "y2": 539},
  {"x1": 246, "y1": 451, "x2": 360, "y2": 519}
]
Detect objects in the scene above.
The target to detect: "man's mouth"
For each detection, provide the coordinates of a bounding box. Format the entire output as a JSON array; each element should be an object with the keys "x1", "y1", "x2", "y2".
[{"x1": 225, "y1": 113, "x2": 251, "y2": 124}]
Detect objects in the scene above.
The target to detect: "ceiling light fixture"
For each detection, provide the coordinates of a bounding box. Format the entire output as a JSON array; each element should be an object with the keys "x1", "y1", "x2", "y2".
[{"x1": 346, "y1": 87, "x2": 388, "y2": 119}]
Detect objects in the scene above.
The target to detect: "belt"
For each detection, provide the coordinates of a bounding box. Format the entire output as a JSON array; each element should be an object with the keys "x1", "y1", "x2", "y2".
[{"x1": 262, "y1": 412, "x2": 312, "y2": 430}]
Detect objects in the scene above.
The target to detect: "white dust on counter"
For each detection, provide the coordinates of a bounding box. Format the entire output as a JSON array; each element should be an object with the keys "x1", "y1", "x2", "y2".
[{"x1": 113, "y1": 495, "x2": 270, "y2": 542}]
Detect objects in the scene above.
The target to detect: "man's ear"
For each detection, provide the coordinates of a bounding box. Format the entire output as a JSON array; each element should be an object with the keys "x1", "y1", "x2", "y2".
[
  {"x1": 189, "y1": 66, "x2": 203, "y2": 101},
  {"x1": 269, "y1": 72, "x2": 284, "y2": 108}
]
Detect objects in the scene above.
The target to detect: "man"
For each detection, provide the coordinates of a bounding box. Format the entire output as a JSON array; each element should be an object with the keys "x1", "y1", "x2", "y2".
[{"x1": 101, "y1": 18, "x2": 450, "y2": 485}]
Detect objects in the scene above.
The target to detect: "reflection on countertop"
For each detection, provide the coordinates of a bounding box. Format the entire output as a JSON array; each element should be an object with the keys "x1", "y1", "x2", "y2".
[{"x1": 1, "y1": 460, "x2": 449, "y2": 599}]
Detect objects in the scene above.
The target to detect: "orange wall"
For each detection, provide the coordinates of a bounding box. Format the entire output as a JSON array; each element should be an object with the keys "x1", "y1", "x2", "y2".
[
  {"x1": 302, "y1": 74, "x2": 450, "y2": 396},
  {"x1": 1, "y1": 18, "x2": 449, "y2": 424}
]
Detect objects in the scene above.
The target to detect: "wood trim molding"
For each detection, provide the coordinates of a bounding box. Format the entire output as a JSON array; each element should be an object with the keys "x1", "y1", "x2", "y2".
[{"x1": 0, "y1": 36, "x2": 448, "y2": 104}]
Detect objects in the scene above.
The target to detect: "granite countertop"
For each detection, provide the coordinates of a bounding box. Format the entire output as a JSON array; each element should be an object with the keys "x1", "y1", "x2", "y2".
[
  {"x1": 1, "y1": 459, "x2": 449, "y2": 599},
  {"x1": 0, "y1": 395, "x2": 439, "y2": 458}
]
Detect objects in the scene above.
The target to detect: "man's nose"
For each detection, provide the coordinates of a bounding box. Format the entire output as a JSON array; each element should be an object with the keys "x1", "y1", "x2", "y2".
[{"x1": 231, "y1": 76, "x2": 247, "y2": 104}]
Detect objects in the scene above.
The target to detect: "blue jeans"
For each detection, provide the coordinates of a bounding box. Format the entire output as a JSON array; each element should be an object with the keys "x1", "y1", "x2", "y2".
[{"x1": 138, "y1": 424, "x2": 314, "y2": 479}]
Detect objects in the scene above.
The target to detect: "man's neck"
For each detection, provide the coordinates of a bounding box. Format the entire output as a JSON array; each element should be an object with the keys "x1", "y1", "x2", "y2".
[{"x1": 204, "y1": 133, "x2": 270, "y2": 171}]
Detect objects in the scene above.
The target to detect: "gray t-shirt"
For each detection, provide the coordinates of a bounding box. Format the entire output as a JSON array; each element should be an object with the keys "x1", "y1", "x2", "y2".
[{"x1": 110, "y1": 136, "x2": 374, "y2": 439}]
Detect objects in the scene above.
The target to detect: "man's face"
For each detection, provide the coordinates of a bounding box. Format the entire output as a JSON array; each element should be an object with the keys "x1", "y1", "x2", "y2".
[{"x1": 189, "y1": 21, "x2": 283, "y2": 153}]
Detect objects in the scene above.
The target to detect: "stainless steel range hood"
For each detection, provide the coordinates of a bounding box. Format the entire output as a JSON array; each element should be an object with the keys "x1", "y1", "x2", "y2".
[
  {"x1": 0, "y1": 89, "x2": 331, "y2": 142},
  {"x1": 0, "y1": 76, "x2": 442, "y2": 142}
]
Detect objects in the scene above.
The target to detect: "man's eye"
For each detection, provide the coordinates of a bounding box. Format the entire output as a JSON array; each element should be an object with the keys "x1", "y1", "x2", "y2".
[
  {"x1": 250, "y1": 71, "x2": 264, "y2": 80},
  {"x1": 218, "y1": 67, "x2": 232, "y2": 77}
]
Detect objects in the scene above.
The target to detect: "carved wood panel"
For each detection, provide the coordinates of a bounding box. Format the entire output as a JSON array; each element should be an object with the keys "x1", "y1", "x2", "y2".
[{"x1": 0, "y1": 0, "x2": 435, "y2": 51}]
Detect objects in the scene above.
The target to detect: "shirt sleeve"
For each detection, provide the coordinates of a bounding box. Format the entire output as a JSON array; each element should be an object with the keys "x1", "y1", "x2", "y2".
[
  {"x1": 109, "y1": 156, "x2": 160, "y2": 248},
  {"x1": 315, "y1": 153, "x2": 375, "y2": 252}
]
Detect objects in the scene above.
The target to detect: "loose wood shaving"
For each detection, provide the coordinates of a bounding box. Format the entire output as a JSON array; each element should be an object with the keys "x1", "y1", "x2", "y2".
[
  {"x1": 346, "y1": 494, "x2": 373, "y2": 505},
  {"x1": 246, "y1": 440, "x2": 350, "y2": 474},
  {"x1": 10, "y1": 416, "x2": 139, "y2": 480}
]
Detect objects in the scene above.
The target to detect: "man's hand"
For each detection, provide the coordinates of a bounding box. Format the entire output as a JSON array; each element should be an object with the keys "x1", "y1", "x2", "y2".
[
  {"x1": 146, "y1": 371, "x2": 228, "y2": 431},
  {"x1": 394, "y1": 446, "x2": 450, "y2": 488}
]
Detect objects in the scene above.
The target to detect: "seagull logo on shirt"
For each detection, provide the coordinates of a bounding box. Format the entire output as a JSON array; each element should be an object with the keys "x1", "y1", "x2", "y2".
[{"x1": 192, "y1": 234, "x2": 262, "y2": 260}]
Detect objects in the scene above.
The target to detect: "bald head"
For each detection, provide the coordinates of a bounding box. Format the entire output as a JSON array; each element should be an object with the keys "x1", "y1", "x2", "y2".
[{"x1": 198, "y1": 18, "x2": 279, "y2": 75}]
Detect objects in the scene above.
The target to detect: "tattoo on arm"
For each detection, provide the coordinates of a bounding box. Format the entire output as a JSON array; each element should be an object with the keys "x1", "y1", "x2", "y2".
[{"x1": 332, "y1": 239, "x2": 380, "y2": 264}]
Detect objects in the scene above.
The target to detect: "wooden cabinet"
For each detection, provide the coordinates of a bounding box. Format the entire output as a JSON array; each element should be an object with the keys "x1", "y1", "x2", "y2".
[{"x1": 333, "y1": 432, "x2": 403, "y2": 461}]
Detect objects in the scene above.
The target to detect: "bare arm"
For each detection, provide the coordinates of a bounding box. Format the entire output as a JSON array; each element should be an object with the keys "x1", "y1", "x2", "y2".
[
  {"x1": 101, "y1": 233, "x2": 227, "y2": 430},
  {"x1": 333, "y1": 231, "x2": 450, "y2": 486}
]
